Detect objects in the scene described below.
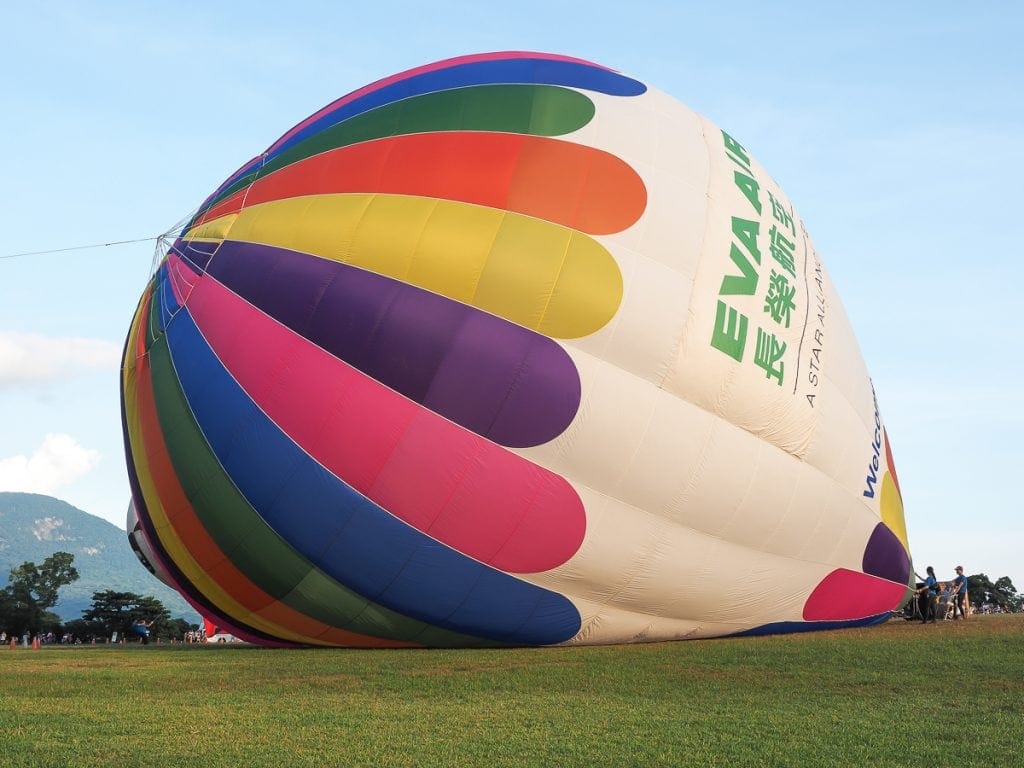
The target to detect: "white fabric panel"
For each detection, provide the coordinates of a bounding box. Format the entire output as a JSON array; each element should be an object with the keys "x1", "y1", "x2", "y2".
[
  {"x1": 570, "y1": 88, "x2": 709, "y2": 274},
  {"x1": 512, "y1": 85, "x2": 909, "y2": 638},
  {"x1": 518, "y1": 347, "x2": 881, "y2": 591},
  {"x1": 525, "y1": 484, "x2": 842, "y2": 631},
  {"x1": 559, "y1": 88, "x2": 894, "y2": 521},
  {"x1": 528, "y1": 331, "x2": 884, "y2": 556}
]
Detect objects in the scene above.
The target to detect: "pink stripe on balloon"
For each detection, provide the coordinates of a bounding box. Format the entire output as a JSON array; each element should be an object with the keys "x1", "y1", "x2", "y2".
[
  {"x1": 171, "y1": 254, "x2": 585, "y2": 574},
  {"x1": 268, "y1": 51, "x2": 609, "y2": 155},
  {"x1": 802, "y1": 568, "x2": 907, "y2": 621},
  {"x1": 166, "y1": 251, "x2": 197, "y2": 305}
]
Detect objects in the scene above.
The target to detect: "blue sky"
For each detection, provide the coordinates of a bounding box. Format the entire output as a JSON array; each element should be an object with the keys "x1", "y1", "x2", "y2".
[{"x1": 1, "y1": 2, "x2": 1020, "y2": 590}]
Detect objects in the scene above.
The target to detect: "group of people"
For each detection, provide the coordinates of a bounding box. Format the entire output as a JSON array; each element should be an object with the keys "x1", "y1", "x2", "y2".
[{"x1": 914, "y1": 565, "x2": 969, "y2": 623}]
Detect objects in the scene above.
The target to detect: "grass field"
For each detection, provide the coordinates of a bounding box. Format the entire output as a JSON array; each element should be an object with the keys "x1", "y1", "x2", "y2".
[{"x1": 1, "y1": 614, "x2": 1021, "y2": 767}]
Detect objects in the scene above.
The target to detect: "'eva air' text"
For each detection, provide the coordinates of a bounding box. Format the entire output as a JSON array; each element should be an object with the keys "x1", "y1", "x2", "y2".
[{"x1": 710, "y1": 131, "x2": 761, "y2": 362}]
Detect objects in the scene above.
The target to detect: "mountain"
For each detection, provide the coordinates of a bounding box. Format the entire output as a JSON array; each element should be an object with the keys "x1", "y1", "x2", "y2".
[{"x1": 0, "y1": 492, "x2": 198, "y2": 623}]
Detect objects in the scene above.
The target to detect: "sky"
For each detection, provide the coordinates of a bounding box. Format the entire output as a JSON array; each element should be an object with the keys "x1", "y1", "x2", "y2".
[{"x1": 1, "y1": 2, "x2": 1020, "y2": 590}]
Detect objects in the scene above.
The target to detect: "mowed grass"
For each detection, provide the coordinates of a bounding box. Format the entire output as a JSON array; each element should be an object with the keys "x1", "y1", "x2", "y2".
[{"x1": 1, "y1": 615, "x2": 1021, "y2": 768}]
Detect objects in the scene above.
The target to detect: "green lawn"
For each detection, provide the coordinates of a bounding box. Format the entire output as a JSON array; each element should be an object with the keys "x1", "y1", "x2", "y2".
[{"x1": 2, "y1": 614, "x2": 1021, "y2": 767}]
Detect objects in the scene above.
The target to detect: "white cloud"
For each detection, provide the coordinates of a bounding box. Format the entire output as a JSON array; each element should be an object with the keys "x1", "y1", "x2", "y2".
[
  {"x1": 0, "y1": 332, "x2": 121, "y2": 389},
  {"x1": 0, "y1": 433, "x2": 101, "y2": 494}
]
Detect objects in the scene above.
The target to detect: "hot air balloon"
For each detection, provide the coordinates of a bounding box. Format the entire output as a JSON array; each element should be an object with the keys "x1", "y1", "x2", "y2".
[{"x1": 120, "y1": 51, "x2": 910, "y2": 647}]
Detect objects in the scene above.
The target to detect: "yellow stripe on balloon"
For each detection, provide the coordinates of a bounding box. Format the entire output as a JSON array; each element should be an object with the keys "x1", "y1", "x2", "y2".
[
  {"x1": 880, "y1": 473, "x2": 908, "y2": 551},
  {"x1": 186, "y1": 214, "x2": 238, "y2": 242},
  {"x1": 183, "y1": 194, "x2": 623, "y2": 339},
  {"x1": 122, "y1": 297, "x2": 335, "y2": 646}
]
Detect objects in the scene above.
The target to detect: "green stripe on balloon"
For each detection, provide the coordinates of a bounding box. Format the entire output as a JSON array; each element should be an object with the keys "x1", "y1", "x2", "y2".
[
  {"x1": 144, "y1": 278, "x2": 499, "y2": 647},
  {"x1": 200, "y1": 84, "x2": 596, "y2": 217},
  {"x1": 147, "y1": 304, "x2": 318, "y2": 599}
]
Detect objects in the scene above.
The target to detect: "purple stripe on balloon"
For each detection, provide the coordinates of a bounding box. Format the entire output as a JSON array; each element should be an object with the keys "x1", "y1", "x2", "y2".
[
  {"x1": 174, "y1": 239, "x2": 218, "y2": 272},
  {"x1": 861, "y1": 523, "x2": 911, "y2": 585},
  {"x1": 202, "y1": 240, "x2": 581, "y2": 448}
]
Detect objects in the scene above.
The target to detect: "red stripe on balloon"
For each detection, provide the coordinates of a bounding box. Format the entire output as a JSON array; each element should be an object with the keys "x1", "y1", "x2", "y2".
[
  {"x1": 802, "y1": 568, "x2": 908, "y2": 621},
  {"x1": 883, "y1": 430, "x2": 901, "y2": 498},
  {"x1": 175, "y1": 254, "x2": 586, "y2": 574},
  {"x1": 193, "y1": 132, "x2": 646, "y2": 236}
]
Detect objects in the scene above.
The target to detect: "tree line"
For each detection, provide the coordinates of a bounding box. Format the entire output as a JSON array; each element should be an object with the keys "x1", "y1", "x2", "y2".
[
  {"x1": 965, "y1": 573, "x2": 1021, "y2": 613},
  {"x1": 0, "y1": 551, "x2": 196, "y2": 643},
  {"x1": 2, "y1": 552, "x2": 1021, "y2": 643}
]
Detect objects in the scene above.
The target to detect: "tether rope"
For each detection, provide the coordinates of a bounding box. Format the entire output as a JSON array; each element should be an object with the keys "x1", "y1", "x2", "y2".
[{"x1": 0, "y1": 237, "x2": 161, "y2": 260}]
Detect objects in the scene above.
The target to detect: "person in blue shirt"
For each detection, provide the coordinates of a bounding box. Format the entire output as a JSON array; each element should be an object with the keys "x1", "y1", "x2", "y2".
[
  {"x1": 951, "y1": 565, "x2": 969, "y2": 620},
  {"x1": 131, "y1": 619, "x2": 154, "y2": 645},
  {"x1": 915, "y1": 566, "x2": 938, "y2": 623}
]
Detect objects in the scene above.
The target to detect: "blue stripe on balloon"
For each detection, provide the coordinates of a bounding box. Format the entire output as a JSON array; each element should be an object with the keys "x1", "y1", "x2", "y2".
[
  {"x1": 157, "y1": 264, "x2": 178, "y2": 327},
  {"x1": 154, "y1": 267, "x2": 581, "y2": 646},
  {"x1": 729, "y1": 612, "x2": 891, "y2": 638}
]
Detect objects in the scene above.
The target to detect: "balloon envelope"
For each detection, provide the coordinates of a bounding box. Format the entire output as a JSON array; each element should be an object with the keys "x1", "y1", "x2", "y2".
[
  {"x1": 121, "y1": 51, "x2": 910, "y2": 647},
  {"x1": 126, "y1": 498, "x2": 174, "y2": 589}
]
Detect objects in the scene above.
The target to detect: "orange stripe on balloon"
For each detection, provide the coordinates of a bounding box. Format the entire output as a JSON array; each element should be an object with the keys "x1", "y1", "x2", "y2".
[{"x1": 193, "y1": 132, "x2": 646, "y2": 236}]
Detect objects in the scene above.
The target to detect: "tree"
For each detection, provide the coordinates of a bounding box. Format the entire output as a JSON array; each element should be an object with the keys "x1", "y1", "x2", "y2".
[
  {"x1": 0, "y1": 551, "x2": 79, "y2": 637},
  {"x1": 967, "y1": 573, "x2": 1020, "y2": 612},
  {"x1": 993, "y1": 577, "x2": 1022, "y2": 612},
  {"x1": 79, "y1": 590, "x2": 176, "y2": 641},
  {"x1": 167, "y1": 617, "x2": 196, "y2": 639}
]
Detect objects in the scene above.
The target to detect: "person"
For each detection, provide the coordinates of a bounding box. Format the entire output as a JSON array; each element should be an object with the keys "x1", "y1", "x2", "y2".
[
  {"x1": 950, "y1": 565, "x2": 969, "y2": 620},
  {"x1": 131, "y1": 619, "x2": 154, "y2": 645},
  {"x1": 915, "y1": 566, "x2": 938, "y2": 623}
]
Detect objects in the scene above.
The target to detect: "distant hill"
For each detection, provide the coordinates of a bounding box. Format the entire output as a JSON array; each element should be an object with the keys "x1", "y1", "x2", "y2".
[{"x1": 0, "y1": 492, "x2": 198, "y2": 623}]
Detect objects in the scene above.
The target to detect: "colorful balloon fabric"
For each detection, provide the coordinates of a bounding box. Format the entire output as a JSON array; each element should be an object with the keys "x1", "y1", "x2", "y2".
[{"x1": 121, "y1": 51, "x2": 911, "y2": 647}]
